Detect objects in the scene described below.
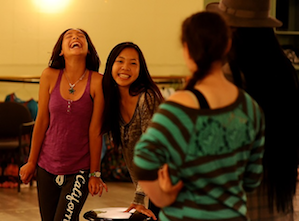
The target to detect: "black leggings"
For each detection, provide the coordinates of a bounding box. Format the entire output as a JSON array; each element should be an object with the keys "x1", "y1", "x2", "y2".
[{"x1": 36, "y1": 166, "x2": 89, "y2": 221}]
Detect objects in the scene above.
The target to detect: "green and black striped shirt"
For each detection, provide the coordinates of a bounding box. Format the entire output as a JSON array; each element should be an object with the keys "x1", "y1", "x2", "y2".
[{"x1": 134, "y1": 89, "x2": 265, "y2": 221}]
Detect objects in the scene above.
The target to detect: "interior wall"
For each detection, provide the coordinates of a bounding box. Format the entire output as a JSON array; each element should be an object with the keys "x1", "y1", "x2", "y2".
[{"x1": 0, "y1": 0, "x2": 204, "y2": 101}]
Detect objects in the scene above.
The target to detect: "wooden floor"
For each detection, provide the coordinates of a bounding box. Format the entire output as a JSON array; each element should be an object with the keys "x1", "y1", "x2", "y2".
[{"x1": 0, "y1": 181, "x2": 136, "y2": 221}]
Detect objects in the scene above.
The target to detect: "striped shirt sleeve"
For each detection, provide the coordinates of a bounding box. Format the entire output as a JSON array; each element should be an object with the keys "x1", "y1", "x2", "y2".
[{"x1": 134, "y1": 101, "x2": 193, "y2": 181}]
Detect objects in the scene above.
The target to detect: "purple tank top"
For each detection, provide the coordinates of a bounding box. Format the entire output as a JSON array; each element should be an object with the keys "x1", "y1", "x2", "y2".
[{"x1": 38, "y1": 69, "x2": 93, "y2": 175}]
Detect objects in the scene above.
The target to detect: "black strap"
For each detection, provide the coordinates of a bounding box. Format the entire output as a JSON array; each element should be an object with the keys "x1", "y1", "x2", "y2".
[{"x1": 189, "y1": 89, "x2": 210, "y2": 109}]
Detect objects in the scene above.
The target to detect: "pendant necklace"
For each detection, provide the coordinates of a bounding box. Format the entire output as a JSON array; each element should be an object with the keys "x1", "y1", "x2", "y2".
[{"x1": 64, "y1": 69, "x2": 87, "y2": 94}]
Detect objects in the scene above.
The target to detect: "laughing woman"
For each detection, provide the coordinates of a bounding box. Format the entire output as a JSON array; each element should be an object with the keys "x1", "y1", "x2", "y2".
[{"x1": 19, "y1": 28, "x2": 107, "y2": 221}]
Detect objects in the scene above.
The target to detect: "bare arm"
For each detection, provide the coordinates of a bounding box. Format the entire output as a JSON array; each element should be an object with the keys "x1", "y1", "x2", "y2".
[
  {"x1": 139, "y1": 164, "x2": 183, "y2": 208},
  {"x1": 139, "y1": 180, "x2": 177, "y2": 208},
  {"x1": 20, "y1": 68, "x2": 56, "y2": 184},
  {"x1": 88, "y1": 72, "x2": 107, "y2": 196}
]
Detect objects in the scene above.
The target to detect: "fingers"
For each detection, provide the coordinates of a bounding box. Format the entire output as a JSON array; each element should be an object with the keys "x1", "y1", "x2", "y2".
[
  {"x1": 159, "y1": 164, "x2": 169, "y2": 180},
  {"x1": 88, "y1": 183, "x2": 95, "y2": 196},
  {"x1": 97, "y1": 179, "x2": 108, "y2": 197},
  {"x1": 19, "y1": 163, "x2": 36, "y2": 185},
  {"x1": 98, "y1": 183, "x2": 104, "y2": 197},
  {"x1": 24, "y1": 176, "x2": 33, "y2": 184},
  {"x1": 135, "y1": 205, "x2": 156, "y2": 220},
  {"x1": 101, "y1": 180, "x2": 108, "y2": 192},
  {"x1": 89, "y1": 181, "x2": 99, "y2": 196},
  {"x1": 124, "y1": 205, "x2": 135, "y2": 212},
  {"x1": 162, "y1": 163, "x2": 169, "y2": 171},
  {"x1": 89, "y1": 179, "x2": 108, "y2": 197},
  {"x1": 127, "y1": 205, "x2": 157, "y2": 220},
  {"x1": 138, "y1": 208, "x2": 157, "y2": 220},
  {"x1": 173, "y1": 180, "x2": 184, "y2": 193},
  {"x1": 19, "y1": 173, "x2": 32, "y2": 184},
  {"x1": 158, "y1": 168, "x2": 166, "y2": 181}
]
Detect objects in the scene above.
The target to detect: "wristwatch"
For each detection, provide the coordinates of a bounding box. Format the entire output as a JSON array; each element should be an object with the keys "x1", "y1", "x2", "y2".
[{"x1": 89, "y1": 171, "x2": 101, "y2": 178}]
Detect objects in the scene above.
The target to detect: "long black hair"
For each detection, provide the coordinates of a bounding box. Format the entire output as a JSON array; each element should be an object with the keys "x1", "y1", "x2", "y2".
[
  {"x1": 48, "y1": 28, "x2": 100, "y2": 72},
  {"x1": 228, "y1": 27, "x2": 299, "y2": 213},
  {"x1": 181, "y1": 12, "x2": 231, "y2": 90},
  {"x1": 101, "y1": 42, "x2": 164, "y2": 147}
]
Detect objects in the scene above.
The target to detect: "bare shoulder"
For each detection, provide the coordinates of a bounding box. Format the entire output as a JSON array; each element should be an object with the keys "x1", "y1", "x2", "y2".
[
  {"x1": 41, "y1": 67, "x2": 60, "y2": 76},
  {"x1": 39, "y1": 67, "x2": 60, "y2": 88},
  {"x1": 167, "y1": 90, "x2": 199, "y2": 109},
  {"x1": 91, "y1": 71, "x2": 103, "y2": 84},
  {"x1": 40, "y1": 67, "x2": 59, "y2": 81},
  {"x1": 90, "y1": 71, "x2": 103, "y2": 99}
]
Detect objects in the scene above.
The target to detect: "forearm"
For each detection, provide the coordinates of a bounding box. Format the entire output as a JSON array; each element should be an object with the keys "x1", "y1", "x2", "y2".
[
  {"x1": 139, "y1": 180, "x2": 176, "y2": 208},
  {"x1": 27, "y1": 119, "x2": 49, "y2": 165},
  {"x1": 89, "y1": 133, "x2": 102, "y2": 173},
  {"x1": 89, "y1": 73, "x2": 104, "y2": 174},
  {"x1": 127, "y1": 168, "x2": 146, "y2": 205}
]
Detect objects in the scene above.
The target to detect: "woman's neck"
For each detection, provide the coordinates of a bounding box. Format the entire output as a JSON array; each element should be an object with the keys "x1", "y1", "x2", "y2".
[
  {"x1": 196, "y1": 61, "x2": 228, "y2": 85},
  {"x1": 64, "y1": 57, "x2": 87, "y2": 79},
  {"x1": 118, "y1": 86, "x2": 132, "y2": 101},
  {"x1": 118, "y1": 86, "x2": 140, "y2": 122}
]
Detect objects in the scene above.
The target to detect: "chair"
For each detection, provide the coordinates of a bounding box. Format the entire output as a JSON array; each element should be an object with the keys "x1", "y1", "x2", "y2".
[{"x1": 0, "y1": 102, "x2": 35, "y2": 192}]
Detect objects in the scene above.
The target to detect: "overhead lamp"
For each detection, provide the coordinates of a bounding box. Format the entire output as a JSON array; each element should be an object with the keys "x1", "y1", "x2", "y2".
[{"x1": 33, "y1": 0, "x2": 71, "y2": 14}]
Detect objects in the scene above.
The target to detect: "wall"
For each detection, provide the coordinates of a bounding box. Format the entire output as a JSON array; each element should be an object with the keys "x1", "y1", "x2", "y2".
[{"x1": 0, "y1": 0, "x2": 204, "y2": 101}]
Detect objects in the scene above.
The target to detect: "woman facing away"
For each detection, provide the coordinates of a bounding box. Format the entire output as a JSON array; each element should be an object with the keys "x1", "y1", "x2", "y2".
[
  {"x1": 19, "y1": 28, "x2": 107, "y2": 221},
  {"x1": 227, "y1": 28, "x2": 299, "y2": 221},
  {"x1": 207, "y1": 0, "x2": 299, "y2": 219},
  {"x1": 133, "y1": 11, "x2": 265, "y2": 221},
  {"x1": 101, "y1": 42, "x2": 164, "y2": 220}
]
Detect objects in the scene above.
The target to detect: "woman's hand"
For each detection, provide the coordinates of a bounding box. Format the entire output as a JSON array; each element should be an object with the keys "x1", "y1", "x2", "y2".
[
  {"x1": 88, "y1": 177, "x2": 108, "y2": 197},
  {"x1": 158, "y1": 164, "x2": 183, "y2": 195},
  {"x1": 19, "y1": 162, "x2": 36, "y2": 184},
  {"x1": 138, "y1": 164, "x2": 184, "y2": 208},
  {"x1": 125, "y1": 203, "x2": 157, "y2": 220}
]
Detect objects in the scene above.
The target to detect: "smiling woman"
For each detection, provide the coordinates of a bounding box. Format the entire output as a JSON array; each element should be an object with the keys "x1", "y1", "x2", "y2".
[
  {"x1": 101, "y1": 42, "x2": 164, "y2": 220},
  {"x1": 19, "y1": 28, "x2": 107, "y2": 221},
  {"x1": 32, "y1": 0, "x2": 70, "y2": 13}
]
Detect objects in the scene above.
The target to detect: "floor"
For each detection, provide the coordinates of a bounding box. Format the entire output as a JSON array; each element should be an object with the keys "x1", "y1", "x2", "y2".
[
  {"x1": 0, "y1": 181, "x2": 299, "y2": 221},
  {"x1": 0, "y1": 181, "x2": 137, "y2": 221}
]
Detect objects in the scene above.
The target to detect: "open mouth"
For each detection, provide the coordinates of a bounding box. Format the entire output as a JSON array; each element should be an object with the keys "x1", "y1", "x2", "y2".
[
  {"x1": 70, "y1": 42, "x2": 81, "y2": 49},
  {"x1": 118, "y1": 73, "x2": 130, "y2": 79}
]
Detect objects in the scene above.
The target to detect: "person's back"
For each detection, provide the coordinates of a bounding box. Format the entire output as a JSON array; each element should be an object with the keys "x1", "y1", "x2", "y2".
[
  {"x1": 228, "y1": 27, "x2": 299, "y2": 221},
  {"x1": 138, "y1": 89, "x2": 264, "y2": 220},
  {"x1": 206, "y1": 0, "x2": 299, "y2": 218},
  {"x1": 133, "y1": 12, "x2": 265, "y2": 221}
]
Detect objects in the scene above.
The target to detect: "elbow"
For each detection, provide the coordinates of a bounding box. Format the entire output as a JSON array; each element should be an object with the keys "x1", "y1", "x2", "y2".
[
  {"x1": 147, "y1": 194, "x2": 176, "y2": 208},
  {"x1": 153, "y1": 200, "x2": 171, "y2": 208}
]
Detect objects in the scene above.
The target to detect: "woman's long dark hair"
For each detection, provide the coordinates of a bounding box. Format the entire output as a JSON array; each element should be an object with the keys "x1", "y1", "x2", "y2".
[
  {"x1": 181, "y1": 12, "x2": 231, "y2": 90},
  {"x1": 101, "y1": 42, "x2": 164, "y2": 147},
  {"x1": 48, "y1": 28, "x2": 100, "y2": 72},
  {"x1": 228, "y1": 27, "x2": 299, "y2": 213}
]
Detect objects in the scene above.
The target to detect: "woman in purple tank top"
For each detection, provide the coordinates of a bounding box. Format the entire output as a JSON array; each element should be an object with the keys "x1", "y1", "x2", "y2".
[{"x1": 19, "y1": 28, "x2": 107, "y2": 221}]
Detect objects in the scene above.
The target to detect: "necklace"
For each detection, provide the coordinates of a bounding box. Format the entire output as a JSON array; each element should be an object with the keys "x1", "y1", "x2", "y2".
[{"x1": 64, "y1": 69, "x2": 87, "y2": 94}]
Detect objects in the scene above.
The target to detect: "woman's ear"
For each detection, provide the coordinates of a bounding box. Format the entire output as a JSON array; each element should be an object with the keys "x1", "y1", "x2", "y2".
[{"x1": 59, "y1": 50, "x2": 63, "y2": 56}]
